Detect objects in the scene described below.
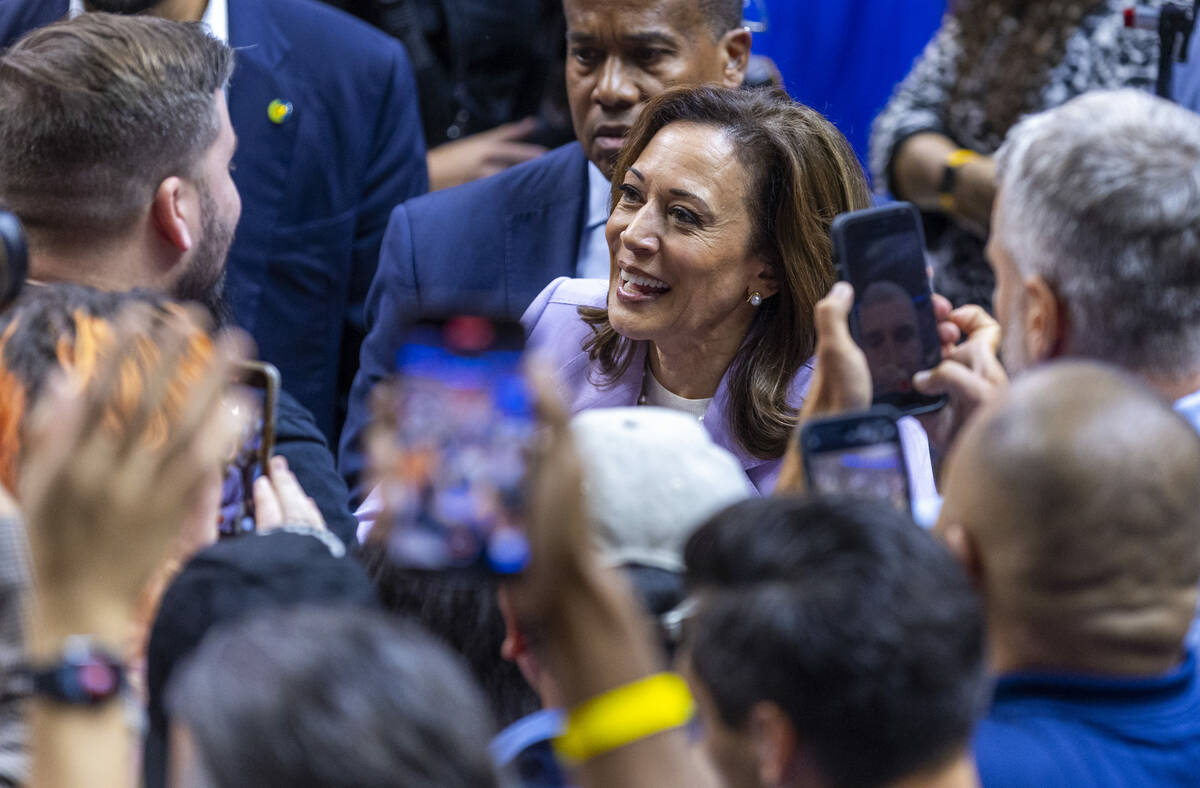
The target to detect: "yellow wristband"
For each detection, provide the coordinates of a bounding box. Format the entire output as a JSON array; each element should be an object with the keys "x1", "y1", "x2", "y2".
[
  {"x1": 938, "y1": 148, "x2": 980, "y2": 212},
  {"x1": 553, "y1": 672, "x2": 695, "y2": 764},
  {"x1": 946, "y1": 148, "x2": 980, "y2": 169}
]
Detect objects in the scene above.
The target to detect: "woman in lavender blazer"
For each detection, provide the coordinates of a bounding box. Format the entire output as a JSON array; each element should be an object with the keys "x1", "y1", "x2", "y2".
[{"x1": 522, "y1": 86, "x2": 872, "y2": 493}]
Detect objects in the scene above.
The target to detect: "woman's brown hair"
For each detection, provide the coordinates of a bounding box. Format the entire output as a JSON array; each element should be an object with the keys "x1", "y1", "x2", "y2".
[
  {"x1": 949, "y1": 0, "x2": 1109, "y2": 141},
  {"x1": 579, "y1": 86, "x2": 871, "y2": 460}
]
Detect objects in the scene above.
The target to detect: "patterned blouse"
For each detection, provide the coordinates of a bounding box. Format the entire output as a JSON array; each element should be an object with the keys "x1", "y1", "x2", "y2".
[{"x1": 869, "y1": 0, "x2": 1162, "y2": 307}]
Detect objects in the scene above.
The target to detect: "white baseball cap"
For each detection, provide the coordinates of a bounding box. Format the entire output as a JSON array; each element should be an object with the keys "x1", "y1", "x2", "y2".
[{"x1": 570, "y1": 407, "x2": 755, "y2": 572}]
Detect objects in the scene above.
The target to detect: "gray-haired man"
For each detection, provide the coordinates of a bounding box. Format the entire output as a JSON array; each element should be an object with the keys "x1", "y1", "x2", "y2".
[{"x1": 913, "y1": 88, "x2": 1200, "y2": 435}]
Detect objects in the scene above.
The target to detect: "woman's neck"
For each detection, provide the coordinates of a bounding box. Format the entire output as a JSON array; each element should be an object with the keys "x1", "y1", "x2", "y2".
[{"x1": 648, "y1": 327, "x2": 747, "y2": 400}]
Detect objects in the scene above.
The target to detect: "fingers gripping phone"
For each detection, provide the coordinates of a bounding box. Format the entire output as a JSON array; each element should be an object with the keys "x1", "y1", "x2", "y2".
[
  {"x1": 801, "y1": 407, "x2": 912, "y2": 515},
  {"x1": 831, "y1": 202, "x2": 946, "y2": 415},
  {"x1": 386, "y1": 317, "x2": 533, "y2": 574},
  {"x1": 218, "y1": 361, "x2": 280, "y2": 538}
]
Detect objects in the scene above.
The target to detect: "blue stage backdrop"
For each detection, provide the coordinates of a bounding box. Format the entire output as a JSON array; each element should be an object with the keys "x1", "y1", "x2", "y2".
[{"x1": 750, "y1": 0, "x2": 946, "y2": 181}]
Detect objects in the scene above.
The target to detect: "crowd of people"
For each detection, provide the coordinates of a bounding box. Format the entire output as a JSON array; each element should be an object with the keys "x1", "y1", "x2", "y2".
[{"x1": 0, "y1": 0, "x2": 1198, "y2": 786}]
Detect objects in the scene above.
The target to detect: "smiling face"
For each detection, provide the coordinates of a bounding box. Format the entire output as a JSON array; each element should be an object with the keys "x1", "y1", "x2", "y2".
[
  {"x1": 563, "y1": 0, "x2": 746, "y2": 177},
  {"x1": 606, "y1": 122, "x2": 776, "y2": 354}
]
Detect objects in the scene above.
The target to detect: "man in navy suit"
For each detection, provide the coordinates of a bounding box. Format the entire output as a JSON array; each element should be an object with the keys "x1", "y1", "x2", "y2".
[
  {"x1": 0, "y1": 0, "x2": 428, "y2": 445},
  {"x1": 0, "y1": 12, "x2": 358, "y2": 543},
  {"x1": 339, "y1": 0, "x2": 752, "y2": 498}
]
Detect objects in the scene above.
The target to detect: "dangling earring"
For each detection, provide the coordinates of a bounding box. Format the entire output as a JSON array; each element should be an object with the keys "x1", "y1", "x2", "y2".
[{"x1": 747, "y1": 290, "x2": 763, "y2": 306}]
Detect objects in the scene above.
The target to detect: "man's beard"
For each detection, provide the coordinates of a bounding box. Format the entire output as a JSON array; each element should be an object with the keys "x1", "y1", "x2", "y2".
[
  {"x1": 173, "y1": 187, "x2": 235, "y2": 329},
  {"x1": 83, "y1": 0, "x2": 160, "y2": 13}
]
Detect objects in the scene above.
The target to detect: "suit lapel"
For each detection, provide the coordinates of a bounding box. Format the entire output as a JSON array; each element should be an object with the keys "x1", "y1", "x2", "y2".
[
  {"x1": 503, "y1": 146, "x2": 589, "y2": 315},
  {"x1": 223, "y1": 0, "x2": 300, "y2": 332}
]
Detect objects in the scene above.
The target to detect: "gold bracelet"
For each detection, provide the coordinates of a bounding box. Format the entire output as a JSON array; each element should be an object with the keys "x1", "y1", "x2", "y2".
[{"x1": 553, "y1": 672, "x2": 696, "y2": 764}]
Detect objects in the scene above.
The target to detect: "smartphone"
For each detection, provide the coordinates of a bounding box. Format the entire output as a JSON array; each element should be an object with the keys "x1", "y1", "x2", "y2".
[
  {"x1": 800, "y1": 407, "x2": 911, "y2": 515},
  {"x1": 385, "y1": 317, "x2": 533, "y2": 574},
  {"x1": 0, "y1": 211, "x2": 27, "y2": 311},
  {"x1": 217, "y1": 361, "x2": 280, "y2": 539},
  {"x1": 831, "y1": 202, "x2": 946, "y2": 415}
]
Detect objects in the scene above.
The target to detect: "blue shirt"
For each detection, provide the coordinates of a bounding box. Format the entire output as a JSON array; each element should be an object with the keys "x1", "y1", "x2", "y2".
[
  {"x1": 574, "y1": 162, "x2": 612, "y2": 280},
  {"x1": 975, "y1": 651, "x2": 1200, "y2": 787}
]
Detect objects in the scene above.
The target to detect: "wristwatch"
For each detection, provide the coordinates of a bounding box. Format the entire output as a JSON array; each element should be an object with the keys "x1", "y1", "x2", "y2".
[
  {"x1": 26, "y1": 636, "x2": 125, "y2": 706},
  {"x1": 938, "y1": 148, "x2": 980, "y2": 213}
]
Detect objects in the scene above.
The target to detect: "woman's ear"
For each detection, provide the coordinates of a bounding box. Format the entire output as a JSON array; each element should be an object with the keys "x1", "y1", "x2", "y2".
[{"x1": 753, "y1": 258, "x2": 781, "y2": 299}]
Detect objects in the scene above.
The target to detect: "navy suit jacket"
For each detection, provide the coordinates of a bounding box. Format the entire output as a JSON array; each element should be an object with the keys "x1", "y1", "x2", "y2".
[
  {"x1": 338, "y1": 142, "x2": 589, "y2": 498},
  {"x1": 0, "y1": 0, "x2": 429, "y2": 444}
]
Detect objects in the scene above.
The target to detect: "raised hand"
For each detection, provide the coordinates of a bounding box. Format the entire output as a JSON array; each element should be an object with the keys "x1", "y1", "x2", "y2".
[{"x1": 21, "y1": 305, "x2": 246, "y2": 650}]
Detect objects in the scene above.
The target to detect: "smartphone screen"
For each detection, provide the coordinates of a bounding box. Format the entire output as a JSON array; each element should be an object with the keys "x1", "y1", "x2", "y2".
[
  {"x1": 218, "y1": 362, "x2": 279, "y2": 539},
  {"x1": 0, "y1": 211, "x2": 27, "y2": 311},
  {"x1": 832, "y1": 203, "x2": 944, "y2": 414},
  {"x1": 386, "y1": 317, "x2": 532, "y2": 574},
  {"x1": 801, "y1": 409, "x2": 911, "y2": 515}
]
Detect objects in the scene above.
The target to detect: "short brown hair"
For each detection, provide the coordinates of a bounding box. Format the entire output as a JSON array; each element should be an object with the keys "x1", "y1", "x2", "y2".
[
  {"x1": 581, "y1": 86, "x2": 871, "y2": 459},
  {"x1": 0, "y1": 13, "x2": 234, "y2": 242}
]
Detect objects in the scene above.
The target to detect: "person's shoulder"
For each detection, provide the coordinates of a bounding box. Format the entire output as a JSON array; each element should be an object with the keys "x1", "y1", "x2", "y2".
[
  {"x1": 973, "y1": 715, "x2": 1070, "y2": 785},
  {"x1": 522, "y1": 278, "x2": 610, "y2": 401},
  {"x1": 0, "y1": 0, "x2": 64, "y2": 45},
  {"x1": 401, "y1": 142, "x2": 588, "y2": 224},
  {"x1": 245, "y1": 0, "x2": 405, "y2": 64},
  {"x1": 523, "y1": 277, "x2": 607, "y2": 329}
]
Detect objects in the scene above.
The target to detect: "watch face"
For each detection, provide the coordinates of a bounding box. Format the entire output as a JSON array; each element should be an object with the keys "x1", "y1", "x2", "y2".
[
  {"x1": 32, "y1": 640, "x2": 125, "y2": 706},
  {"x1": 77, "y1": 659, "x2": 120, "y2": 700}
]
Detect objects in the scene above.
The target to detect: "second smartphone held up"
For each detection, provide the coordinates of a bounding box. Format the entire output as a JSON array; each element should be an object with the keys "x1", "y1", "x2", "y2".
[{"x1": 800, "y1": 407, "x2": 911, "y2": 516}]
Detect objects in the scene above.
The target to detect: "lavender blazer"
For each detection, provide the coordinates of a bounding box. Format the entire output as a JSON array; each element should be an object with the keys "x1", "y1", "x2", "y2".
[{"x1": 522, "y1": 277, "x2": 814, "y2": 493}]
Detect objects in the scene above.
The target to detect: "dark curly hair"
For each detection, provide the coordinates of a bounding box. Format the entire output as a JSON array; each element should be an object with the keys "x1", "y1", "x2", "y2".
[{"x1": 949, "y1": 0, "x2": 1108, "y2": 141}]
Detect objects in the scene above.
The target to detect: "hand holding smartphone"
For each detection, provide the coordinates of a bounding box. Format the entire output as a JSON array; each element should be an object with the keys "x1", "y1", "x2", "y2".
[
  {"x1": 218, "y1": 361, "x2": 280, "y2": 538},
  {"x1": 831, "y1": 203, "x2": 946, "y2": 416}
]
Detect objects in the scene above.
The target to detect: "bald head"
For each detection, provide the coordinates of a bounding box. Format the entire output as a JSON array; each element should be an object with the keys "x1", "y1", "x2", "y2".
[{"x1": 941, "y1": 361, "x2": 1200, "y2": 673}]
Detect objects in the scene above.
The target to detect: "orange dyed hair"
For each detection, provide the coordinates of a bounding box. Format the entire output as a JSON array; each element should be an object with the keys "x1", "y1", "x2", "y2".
[{"x1": 0, "y1": 300, "x2": 213, "y2": 496}]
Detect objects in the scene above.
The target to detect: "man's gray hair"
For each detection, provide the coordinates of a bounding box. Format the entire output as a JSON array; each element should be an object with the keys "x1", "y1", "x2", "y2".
[{"x1": 995, "y1": 89, "x2": 1200, "y2": 376}]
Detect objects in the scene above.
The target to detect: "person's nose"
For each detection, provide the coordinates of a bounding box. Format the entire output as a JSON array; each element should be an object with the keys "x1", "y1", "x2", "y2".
[
  {"x1": 593, "y1": 57, "x2": 639, "y2": 110},
  {"x1": 619, "y1": 204, "x2": 661, "y2": 257}
]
